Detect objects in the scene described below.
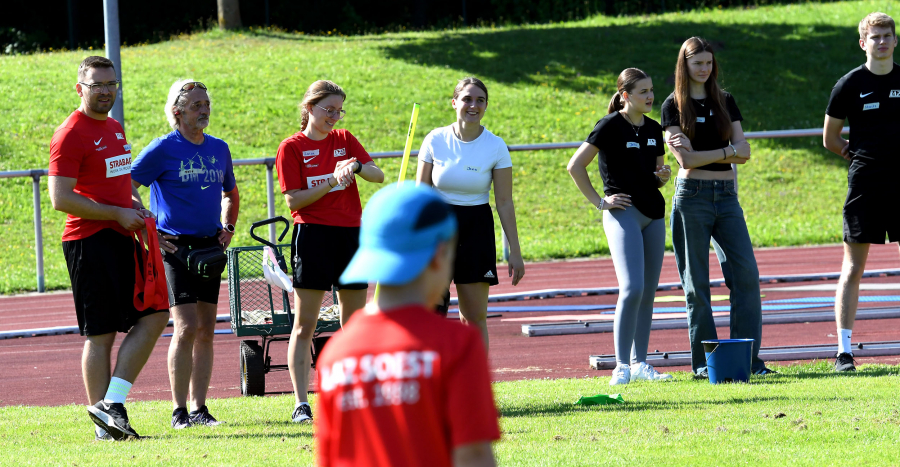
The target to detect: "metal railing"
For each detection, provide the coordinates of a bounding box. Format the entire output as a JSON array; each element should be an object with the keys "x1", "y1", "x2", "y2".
[{"x1": 0, "y1": 127, "x2": 848, "y2": 292}]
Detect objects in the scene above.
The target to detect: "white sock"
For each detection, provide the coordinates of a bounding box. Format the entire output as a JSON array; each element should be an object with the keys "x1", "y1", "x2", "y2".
[
  {"x1": 295, "y1": 401, "x2": 309, "y2": 409},
  {"x1": 838, "y1": 329, "x2": 853, "y2": 355},
  {"x1": 103, "y1": 377, "x2": 132, "y2": 404}
]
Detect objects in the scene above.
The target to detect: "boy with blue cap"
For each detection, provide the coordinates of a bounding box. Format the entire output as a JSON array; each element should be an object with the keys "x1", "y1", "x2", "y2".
[{"x1": 315, "y1": 182, "x2": 499, "y2": 467}]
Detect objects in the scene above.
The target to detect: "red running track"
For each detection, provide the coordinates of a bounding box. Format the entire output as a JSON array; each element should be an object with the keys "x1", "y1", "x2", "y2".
[{"x1": 1, "y1": 244, "x2": 899, "y2": 407}]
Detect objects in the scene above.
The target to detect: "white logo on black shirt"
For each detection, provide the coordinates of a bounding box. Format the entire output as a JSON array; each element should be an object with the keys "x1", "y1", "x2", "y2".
[
  {"x1": 647, "y1": 139, "x2": 657, "y2": 146},
  {"x1": 863, "y1": 102, "x2": 880, "y2": 111},
  {"x1": 860, "y1": 92, "x2": 874, "y2": 98},
  {"x1": 890, "y1": 90, "x2": 900, "y2": 98},
  {"x1": 626, "y1": 142, "x2": 640, "y2": 149},
  {"x1": 696, "y1": 117, "x2": 706, "y2": 123}
]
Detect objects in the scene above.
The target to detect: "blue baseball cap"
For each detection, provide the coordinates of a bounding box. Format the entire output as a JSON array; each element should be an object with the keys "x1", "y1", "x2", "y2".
[{"x1": 340, "y1": 182, "x2": 457, "y2": 286}]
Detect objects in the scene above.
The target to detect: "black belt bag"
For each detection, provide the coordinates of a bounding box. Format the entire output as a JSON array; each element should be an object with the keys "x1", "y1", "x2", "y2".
[{"x1": 172, "y1": 244, "x2": 227, "y2": 280}]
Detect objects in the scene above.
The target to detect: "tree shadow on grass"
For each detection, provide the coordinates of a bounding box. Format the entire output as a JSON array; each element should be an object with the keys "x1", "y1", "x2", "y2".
[
  {"x1": 380, "y1": 19, "x2": 863, "y2": 167},
  {"x1": 187, "y1": 431, "x2": 313, "y2": 440},
  {"x1": 499, "y1": 393, "x2": 819, "y2": 418}
]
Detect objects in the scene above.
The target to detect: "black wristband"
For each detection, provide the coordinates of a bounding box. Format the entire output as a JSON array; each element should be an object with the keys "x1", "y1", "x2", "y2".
[
  {"x1": 327, "y1": 178, "x2": 334, "y2": 188},
  {"x1": 353, "y1": 161, "x2": 363, "y2": 174}
]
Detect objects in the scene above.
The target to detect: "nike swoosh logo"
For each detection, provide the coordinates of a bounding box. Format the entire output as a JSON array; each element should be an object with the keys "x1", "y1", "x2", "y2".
[
  {"x1": 860, "y1": 92, "x2": 874, "y2": 98},
  {"x1": 201, "y1": 185, "x2": 210, "y2": 190},
  {"x1": 94, "y1": 138, "x2": 103, "y2": 145},
  {"x1": 303, "y1": 156, "x2": 317, "y2": 163}
]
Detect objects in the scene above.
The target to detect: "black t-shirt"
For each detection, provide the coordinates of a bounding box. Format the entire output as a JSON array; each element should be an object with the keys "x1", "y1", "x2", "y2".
[
  {"x1": 660, "y1": 92, "x2": 743, "y2": 172},
  {"x1": 826, "y1": 63, "x2": 900, "y2": 179},
  {"x1": 585, "y1": 112, "x2": 666, "y2": 219}
]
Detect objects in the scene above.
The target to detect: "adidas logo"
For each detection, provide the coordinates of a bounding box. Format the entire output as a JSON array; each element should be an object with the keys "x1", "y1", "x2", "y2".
[{"x1": 484, "y1": 271, "x2": 495, "y2": 278}]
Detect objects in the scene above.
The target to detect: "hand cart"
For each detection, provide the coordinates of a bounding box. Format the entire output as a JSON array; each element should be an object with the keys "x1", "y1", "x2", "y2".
[{"x1": 227, "y1": 217, "x2": 341, "y2": 396}]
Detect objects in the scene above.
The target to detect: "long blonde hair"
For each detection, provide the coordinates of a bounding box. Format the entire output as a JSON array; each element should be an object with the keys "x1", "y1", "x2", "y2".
[{"x1": 299, "y1": 80, "x2": 346, "y2": 131}]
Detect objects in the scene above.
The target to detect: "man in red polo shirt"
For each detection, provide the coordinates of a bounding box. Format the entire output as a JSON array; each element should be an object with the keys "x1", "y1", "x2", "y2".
[
  {"x1": 316, "y1": 183, "x2": 499, "y2": 467},
  {"x1": 49, "y1": 56, "x2": 169, "y2": 441}
]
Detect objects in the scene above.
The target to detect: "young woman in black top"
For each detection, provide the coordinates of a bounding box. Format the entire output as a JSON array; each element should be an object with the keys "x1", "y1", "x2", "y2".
[
  {"x1": 568, "y1": 68, "x2": 673, "y2": 386},
  {"x1": 660, "y1": 37, "x2": 772, "y2": 377}
]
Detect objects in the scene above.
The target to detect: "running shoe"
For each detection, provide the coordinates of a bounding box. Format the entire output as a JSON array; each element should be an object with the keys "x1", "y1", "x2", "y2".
[
  {"x1": 630, "y1": 362, "x2": 673, "y2": 382},
  {"x1": 94, "y1": 427, "x2": 113, "y2": 441},
  {"x1": 172, "y1": 407, "x2": 192, "y2": 429},
  {"x1": 292, "y1": 403, "x2": 313, "y2": 423},
  {"x1": 834, "y1": 352, "x2": 857, "y2": 372},
  {"x1": 87, "y1": 401, "x2": 140, "y2": 440},
  {"x1": 609, "y1": 364, "x2": 630, "y2": 386},
  {"x1": 753, "y1": 367, "x2": 778, "y2": 376},
  {"x1": 693, "y1": 367, "x2": 709, "y2": 380},
  {"x1": 189, "y1": 405, "x2": 221, "y2": 427}
]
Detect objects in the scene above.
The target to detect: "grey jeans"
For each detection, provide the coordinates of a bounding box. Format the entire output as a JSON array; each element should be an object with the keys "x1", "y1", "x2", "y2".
[{"x1": 603, "y1": 206, "x2": 666, "y2": 366}]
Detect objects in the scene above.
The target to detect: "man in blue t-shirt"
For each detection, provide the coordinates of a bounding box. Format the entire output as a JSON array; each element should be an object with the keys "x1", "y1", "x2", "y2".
[{"x1": 131, "y1": 79, "x2": 239, "y2": 428}]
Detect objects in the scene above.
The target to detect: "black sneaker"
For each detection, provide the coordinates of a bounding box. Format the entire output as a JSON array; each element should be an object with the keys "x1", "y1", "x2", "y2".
[
  {"x1": 753, "y1": 367, "x2": 778, "y2": 376},
  {"x1": 835, "y1": 352, "x2": 857, "y2": 372},
  {"x1": 87, "y1": 401, "x2": 140, "y2": 440},
  {"x1": 189, "y1": 405, "x2": 221, "y2": 427},
  {"x1": 292, "y1": 403, "x2": 313, "y2": 423},
  {"x1": 172, "y1": 407, "x2": 193, "y2": 429}
]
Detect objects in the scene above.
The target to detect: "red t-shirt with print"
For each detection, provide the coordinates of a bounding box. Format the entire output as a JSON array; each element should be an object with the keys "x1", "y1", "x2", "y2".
[
  {"x1": 275, "y1": 129, "x2": 373, "y2": 227},
  {"x1": 315, "y1": 305, "x2": 501, "y2": 467},
  {"x1": 49, "y1": 111, "x2": 134, "y2": 241}
]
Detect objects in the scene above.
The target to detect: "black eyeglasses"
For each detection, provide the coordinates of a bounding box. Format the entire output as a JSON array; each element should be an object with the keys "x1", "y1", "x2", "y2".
[{"x1": 78, "y1": 80, "x2": 119, "y2": 94}]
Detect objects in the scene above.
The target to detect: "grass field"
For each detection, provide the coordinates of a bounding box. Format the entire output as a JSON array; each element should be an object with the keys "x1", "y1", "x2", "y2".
[
  {"x1": 2, "y1": 0, "x2": 899, "y2": 293},
  {"x1": 1, "y1": 362, "x2": 899, "y2": 466}
]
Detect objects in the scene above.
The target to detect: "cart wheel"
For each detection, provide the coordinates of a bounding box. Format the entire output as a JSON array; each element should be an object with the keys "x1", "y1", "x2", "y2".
[{"x1": 240, "y1": 340, "x2": 265, "y2": 396}]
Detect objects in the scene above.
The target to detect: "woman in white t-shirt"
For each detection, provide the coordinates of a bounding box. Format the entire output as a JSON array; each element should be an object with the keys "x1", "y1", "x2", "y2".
[{"x1": 416, "y1": 77, "x2": 525, "y2": 347}]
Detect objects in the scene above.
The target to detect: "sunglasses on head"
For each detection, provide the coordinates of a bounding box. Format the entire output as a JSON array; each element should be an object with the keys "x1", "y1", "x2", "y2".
[{"x1": 178, "y1": 81, "x2": 207, "y2": 92}]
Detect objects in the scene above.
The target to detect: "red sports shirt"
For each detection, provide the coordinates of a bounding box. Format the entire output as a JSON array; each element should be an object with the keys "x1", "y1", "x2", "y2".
[
  {"x1": 276, "y1": 129, "x2": 373, "y2": 227},
  {"x1": 315, "y1": 305, "x2": 500, "y2": 467},
  {"x1": 49, "y1": 111, "x2": 134, "y2": 241}
]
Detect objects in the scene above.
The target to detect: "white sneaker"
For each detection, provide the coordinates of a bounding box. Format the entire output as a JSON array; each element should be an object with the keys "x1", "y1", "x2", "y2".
[
  {"x1": 630, "y1": 362, "x2": 673, "y2": 382},
  {"x1": 609, "y1": 364, "x2": 631, "y2": 386}
]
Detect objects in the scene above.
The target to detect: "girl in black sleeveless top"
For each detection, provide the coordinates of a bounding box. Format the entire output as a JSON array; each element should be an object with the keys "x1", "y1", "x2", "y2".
[{"x1": 660, "y1": 37, "x2": 772, "y2": 377}]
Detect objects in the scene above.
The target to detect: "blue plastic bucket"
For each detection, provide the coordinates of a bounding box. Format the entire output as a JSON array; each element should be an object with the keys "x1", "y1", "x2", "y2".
[{"x1": 702, "y1": 339, "x2": 754, "y2": 384}]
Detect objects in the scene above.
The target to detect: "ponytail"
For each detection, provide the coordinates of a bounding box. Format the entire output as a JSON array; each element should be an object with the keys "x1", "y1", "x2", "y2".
[
  {"x1": 607, "y1": 68, "x2": 650, "y2": 115},
  {"x1": 607, "y1": 91, "x2": 624, "y2": 114}
]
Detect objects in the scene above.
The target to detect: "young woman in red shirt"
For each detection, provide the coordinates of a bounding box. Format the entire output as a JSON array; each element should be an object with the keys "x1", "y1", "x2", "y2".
[{"x1": 276, "y1": 80, "x2": 384, "y2": 423}]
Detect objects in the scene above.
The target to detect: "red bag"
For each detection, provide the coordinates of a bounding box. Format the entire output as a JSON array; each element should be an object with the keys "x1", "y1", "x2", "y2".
[{"x1": 133, "y1": 217, "x2": 169, "y2": 311}]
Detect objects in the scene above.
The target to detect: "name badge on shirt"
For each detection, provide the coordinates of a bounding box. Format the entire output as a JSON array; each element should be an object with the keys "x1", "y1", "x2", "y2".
[
  {"x1": 696, "y1": 117, "x2": 706, "y2": 123},
  {"x1": 626, "y1": 142, "x2": 640, "y2": 149},
  {"x1": 123, "y1": 144, "x2": 131, "y2": 151},
  {"x1": 106, "y1": 154, "x2": 131, "y2": 178},
  {"x1": 308, "y1": 174, "x2": 345, "y2": 193},
  {"x1": 863, "y1": 102, "x2": 880, "y2": 111},
  {"x1": 647, "y1": 139, "x2": 657, "y2": 146},
  {"x1": 334, "y1": 148, "x2": 346, "y2": 157}
]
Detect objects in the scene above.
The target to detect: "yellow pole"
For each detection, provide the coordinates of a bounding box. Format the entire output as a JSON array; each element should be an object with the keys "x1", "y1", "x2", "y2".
[
  {"x1": 374, "y1": 103, "x2": 420, "y2": 301},
  {"x1": 397, "y1": 103, "x2": 420, "y2": 184}
]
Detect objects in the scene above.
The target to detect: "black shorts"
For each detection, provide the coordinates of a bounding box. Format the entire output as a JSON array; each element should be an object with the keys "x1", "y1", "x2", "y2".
[
  {"x1": 162, "y1": 234, "x2": 223, "y2": 306},
  {"x1": 290, "y1": 223, "x2": 367, "y2": 291},
  {"x1": 62, "y1": 228, "x2": 167, "y2": 336},
  {"x1": 843, "y1": 181, "x2": 900, "y2": 244},
  {"x1": 450, "y1": 204, "x2": 499, "y2": 286}
]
